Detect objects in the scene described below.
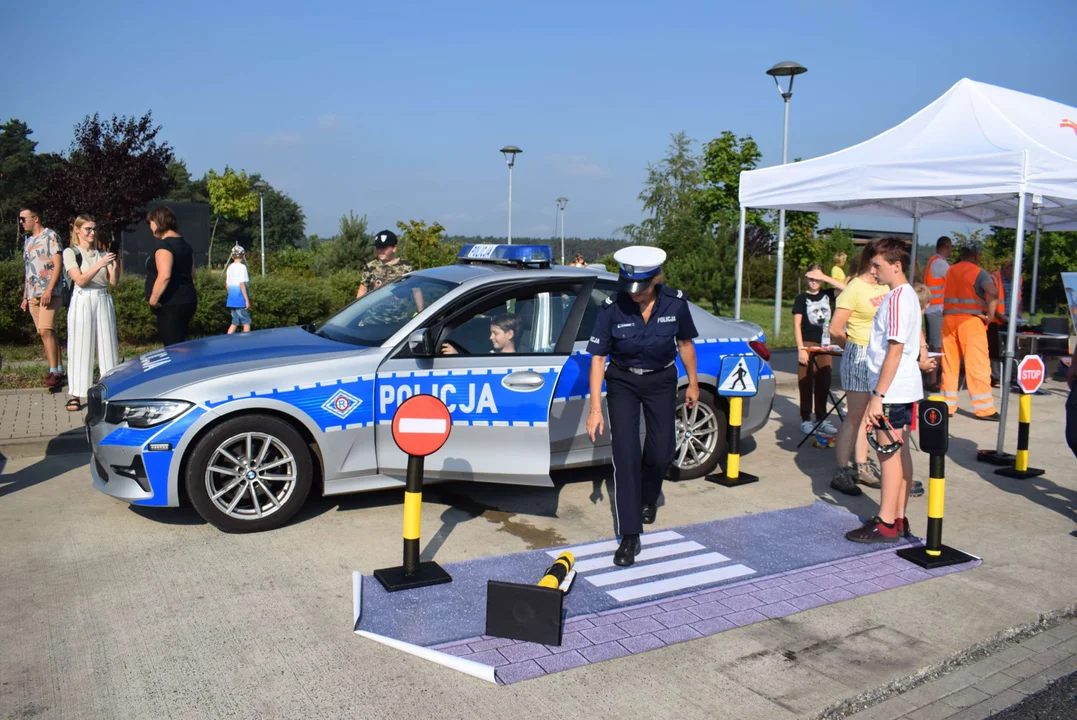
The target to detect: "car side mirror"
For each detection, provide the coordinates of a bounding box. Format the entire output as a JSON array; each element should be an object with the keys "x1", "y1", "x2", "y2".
[{"x1": 408, "y1": 329, "x2": 434, "y2": 357}]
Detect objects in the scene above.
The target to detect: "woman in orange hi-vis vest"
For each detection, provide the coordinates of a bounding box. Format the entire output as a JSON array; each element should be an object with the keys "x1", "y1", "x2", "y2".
[{"x1": 940, "y1": 241, "x2": 999, "y2": 419}]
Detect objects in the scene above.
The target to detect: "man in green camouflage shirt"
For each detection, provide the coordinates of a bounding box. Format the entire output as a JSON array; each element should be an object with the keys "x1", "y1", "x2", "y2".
[{"x1": 356, "y1": 230, "x2": 423, "y2": 326}]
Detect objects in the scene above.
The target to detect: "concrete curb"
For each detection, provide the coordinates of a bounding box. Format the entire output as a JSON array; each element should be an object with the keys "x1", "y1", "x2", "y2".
[{"x1": 813, "y1": 603, "x2": 1077, "y2": 720}]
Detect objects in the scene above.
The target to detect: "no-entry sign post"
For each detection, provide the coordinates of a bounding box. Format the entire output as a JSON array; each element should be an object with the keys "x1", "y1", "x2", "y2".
[{"x1": 374, "y1": 395, "x2": 454, "y2": 592}]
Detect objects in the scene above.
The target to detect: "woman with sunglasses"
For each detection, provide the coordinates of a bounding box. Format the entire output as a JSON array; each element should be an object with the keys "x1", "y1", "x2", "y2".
[{"x1": 62, "y1": 215, "x2": 120, "y2": 411}]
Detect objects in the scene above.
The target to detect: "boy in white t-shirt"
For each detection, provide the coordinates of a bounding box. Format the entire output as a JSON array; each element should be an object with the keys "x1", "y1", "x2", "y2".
[
  {"x1": 846, "y1": 237, "x2": 924, "y2": 544},
  {"x1": 226, "y1": 245, "x2": 251, "y2": 334}
]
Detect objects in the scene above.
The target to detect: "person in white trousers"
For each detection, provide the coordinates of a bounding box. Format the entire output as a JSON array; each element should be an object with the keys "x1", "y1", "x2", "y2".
[{"x1": 63, "y1": 215, "x2": 120, "y2": 411}]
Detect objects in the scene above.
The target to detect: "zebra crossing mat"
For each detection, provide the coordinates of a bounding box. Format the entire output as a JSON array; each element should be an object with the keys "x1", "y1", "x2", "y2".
[{"x1": 351, "y1": 501, "x2": 981, "y2": 684}]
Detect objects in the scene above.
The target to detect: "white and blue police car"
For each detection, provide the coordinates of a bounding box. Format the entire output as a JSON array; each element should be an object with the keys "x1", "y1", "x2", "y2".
[{"x1": 86, "y1": 244, "x2": 775, "y2": 532}]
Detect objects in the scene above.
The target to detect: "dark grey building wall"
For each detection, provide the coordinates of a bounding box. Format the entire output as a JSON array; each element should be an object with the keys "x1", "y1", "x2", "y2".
[{"x1": 121, "y1": 202, "x2": 211, "y2": 275}]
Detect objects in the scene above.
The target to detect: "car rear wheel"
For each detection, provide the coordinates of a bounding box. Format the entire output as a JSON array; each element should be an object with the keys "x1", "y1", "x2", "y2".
[
  {"x1": 670, "y1": 388, "x2": 727, "y2": 480},
  {"x1": 186, "y1": 415, "x2": 313, "y2": 533}
]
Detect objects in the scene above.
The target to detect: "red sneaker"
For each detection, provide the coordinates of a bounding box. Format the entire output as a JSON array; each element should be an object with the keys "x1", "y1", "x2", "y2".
[{"x1": 44, "y1": 372, "x2": 61, "y2": 389}]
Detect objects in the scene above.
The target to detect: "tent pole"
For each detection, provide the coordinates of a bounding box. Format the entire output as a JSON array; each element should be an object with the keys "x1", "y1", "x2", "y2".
[
  {"x1": 910, "y1": 203, "x2": 921, "y2": 281},
  {"x1": 735, "y1": 206, "x2": 746, "y2": 321},
  {"x1": 995, "y1": 191, "x2": 1027, "y2": 454},
  {"x1": 1030, "y1": 215, "x2": 1042, "y2": 317}
]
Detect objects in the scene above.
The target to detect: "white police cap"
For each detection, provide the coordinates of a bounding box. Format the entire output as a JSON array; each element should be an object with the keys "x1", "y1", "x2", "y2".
[{"x1": 614, "y1": 246, "x2": 667, "y2": 293}]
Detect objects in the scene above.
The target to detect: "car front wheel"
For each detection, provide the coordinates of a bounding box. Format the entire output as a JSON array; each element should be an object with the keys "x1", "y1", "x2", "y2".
[
  {"x1": 186, "y1": 414, "x2": 313, "y2": 533},
  {"x1": 670, "y1": 387, "x2": 727, "y2": 480}
]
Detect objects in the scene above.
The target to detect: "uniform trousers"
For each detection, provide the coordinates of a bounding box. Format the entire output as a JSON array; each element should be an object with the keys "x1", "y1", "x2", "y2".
[
  {"x1": 941, "y1": 314, "x2": 996, "y2": 417},
  {"x1": 67, "y1": 287, "x2": 120, "y2": 399},
  {"x1": 606, "y1": 363, "x2": 677, "y2": 537}
]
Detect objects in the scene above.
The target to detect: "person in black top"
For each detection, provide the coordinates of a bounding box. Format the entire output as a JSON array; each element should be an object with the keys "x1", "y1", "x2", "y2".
[
  {"x1": 586, "y1": 246, "x2": 699, "y2": 566},
  {"x1": 145, "y1": 206, "x2": 197, "y2": 346},
  {"x1": 792, "y1": 264, "x2": 837, "y2": 436}
]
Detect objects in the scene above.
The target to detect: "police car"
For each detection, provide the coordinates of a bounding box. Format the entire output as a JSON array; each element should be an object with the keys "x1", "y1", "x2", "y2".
[{"x1": 86, "y1": 245, "x2": 775, "y2": 533}]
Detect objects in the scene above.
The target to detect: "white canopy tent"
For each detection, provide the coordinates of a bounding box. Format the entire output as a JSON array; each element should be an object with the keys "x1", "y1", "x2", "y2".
[{"x1": 735, "y1": 78, "x2": 1077, "y2": 457}]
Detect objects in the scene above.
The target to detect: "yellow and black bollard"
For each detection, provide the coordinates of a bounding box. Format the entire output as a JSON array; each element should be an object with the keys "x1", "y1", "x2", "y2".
[
  {"x1": 897, "y1": 398, "x2": 975, "y2": 569},
  {"x1": 709, "y1": 396, "x2": 759, "y2": 487},
  {"x1": 537, "y1": 552, "x2": 575, "y2": 589},
  {"x1": 487, "y1": 552, "x2": 576, "y2": 645},
  {"x1": 995, "y1": 394, "x2": 1045, "y2": 479}
]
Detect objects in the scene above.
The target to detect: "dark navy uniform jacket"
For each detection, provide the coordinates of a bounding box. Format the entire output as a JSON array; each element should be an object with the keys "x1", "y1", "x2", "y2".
[{"x1": 586, "y1": 285, "x2": 699, "y2": 369}]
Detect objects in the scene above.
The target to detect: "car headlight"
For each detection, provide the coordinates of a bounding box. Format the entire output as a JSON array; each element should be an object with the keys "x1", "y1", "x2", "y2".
[{"x1": 105, "y1": 400, "x2": 193, "y2": 428}]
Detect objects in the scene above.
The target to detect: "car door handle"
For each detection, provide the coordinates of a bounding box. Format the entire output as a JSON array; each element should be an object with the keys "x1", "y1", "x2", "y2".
[{"x1": 502, "y1": 371, "x2": 545, "y2": 392}]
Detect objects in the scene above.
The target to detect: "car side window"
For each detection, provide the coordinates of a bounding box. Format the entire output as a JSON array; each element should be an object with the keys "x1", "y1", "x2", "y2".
[
  {"x1": 440, "y1": 287, "x2": 580, "y2": 356},
  {"x1": 575, "y1": 280, "x2": 618, "y2": 342}
]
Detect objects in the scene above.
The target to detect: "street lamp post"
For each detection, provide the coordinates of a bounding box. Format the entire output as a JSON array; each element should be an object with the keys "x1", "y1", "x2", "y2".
[
  {"x1": 500, "y1": 146, "x2": 522, "y2": 244},
  {"x1": 766, "y1": 61, "x2": 807, "y2": 340},
  {"x1": 556, "y1": 197, "x2": 568, "y2": 264},
  {"x1": 253, "y1": 180, "x2": 269, "y2": 277}
]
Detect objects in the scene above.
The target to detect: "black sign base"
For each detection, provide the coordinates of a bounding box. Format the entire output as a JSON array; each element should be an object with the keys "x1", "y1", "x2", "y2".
[
  {"x1": 374, "y1": 562, "x2": 452, "y2": 592},
  {"x1": 486, "y1": 581, "x2": 564, "y2": 646},
  {"x1": 896, "y1": 544, "x2": 975, "y2": 569},
  {"x1": 976, "y1": 449, "x2": 1015, "y2": 466},
  {"x1": 707, "y1": 471, "x2": 759, "y2": 487},
  {"x1": 995, "y1": 466, "x2": 1045, "y2": 479}
]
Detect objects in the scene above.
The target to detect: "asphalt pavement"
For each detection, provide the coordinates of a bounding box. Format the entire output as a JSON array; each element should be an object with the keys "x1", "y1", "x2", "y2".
[{"x1": 1, "y1": 360, "x2": 1075, "y2": 719}]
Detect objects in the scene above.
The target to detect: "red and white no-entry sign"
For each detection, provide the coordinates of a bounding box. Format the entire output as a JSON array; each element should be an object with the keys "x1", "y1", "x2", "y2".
[
  {"x1": 1016, "y1": 355, "x2": 1046, "y2": 394},
  {"x1": 391, "y1": 395, "x2": 452, "y2": 457}
]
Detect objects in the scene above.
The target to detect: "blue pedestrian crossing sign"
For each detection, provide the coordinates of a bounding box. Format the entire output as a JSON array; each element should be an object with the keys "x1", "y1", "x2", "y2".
[{"x1": 718, "y1": 355, "x2": 761, "y2": 397}]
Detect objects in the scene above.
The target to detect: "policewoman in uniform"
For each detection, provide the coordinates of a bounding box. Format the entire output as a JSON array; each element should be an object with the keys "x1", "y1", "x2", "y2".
[{"x1": 586, "y1": 247, "x2": 699, "y2": 567}]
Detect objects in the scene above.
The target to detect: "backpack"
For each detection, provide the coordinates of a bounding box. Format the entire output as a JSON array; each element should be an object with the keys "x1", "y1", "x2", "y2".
[{"x1": 61, "y1": 247, "x2": 83, "y2": 309}]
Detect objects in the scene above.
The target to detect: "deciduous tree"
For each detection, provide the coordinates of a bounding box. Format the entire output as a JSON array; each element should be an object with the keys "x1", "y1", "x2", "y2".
[
  {"x1": 397, "y1": 219, "x2": 455, "y2": 269},
  {"x1": 206, "y1": 167, "x2": 258, "y2": 266},
  {"x1": 40, "y1": 112, "x2": 174, "y2": 241}
]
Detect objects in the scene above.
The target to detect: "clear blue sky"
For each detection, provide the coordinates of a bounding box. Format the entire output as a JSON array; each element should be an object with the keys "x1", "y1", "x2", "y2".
[{"x1": 5, "y1": 0, "x2": 1076, "y2": 241}]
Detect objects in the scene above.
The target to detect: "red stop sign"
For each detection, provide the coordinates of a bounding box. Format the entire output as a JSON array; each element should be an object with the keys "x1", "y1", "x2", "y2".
[
  {"x1": 391, "y1": 394, "x2": 452, "y2": 457},
  {"x1": 1016, "y1": 355, "x2": 1046, "y2": 394}
]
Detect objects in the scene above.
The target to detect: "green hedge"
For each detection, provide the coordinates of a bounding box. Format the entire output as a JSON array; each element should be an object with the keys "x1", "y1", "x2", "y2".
[{"x1": 1, "y1": 261, "x2": 363, "y2": 345}]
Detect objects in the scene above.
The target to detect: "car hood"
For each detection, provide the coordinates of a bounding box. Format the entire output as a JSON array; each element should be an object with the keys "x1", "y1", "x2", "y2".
[{"x1": 101, "y1": 326, "x2": 368, "y2": 398}]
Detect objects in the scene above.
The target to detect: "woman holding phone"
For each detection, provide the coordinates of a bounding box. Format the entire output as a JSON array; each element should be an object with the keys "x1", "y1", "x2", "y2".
[{"x1": 63, "y1": 215, "x2": 120, "y2": 411}]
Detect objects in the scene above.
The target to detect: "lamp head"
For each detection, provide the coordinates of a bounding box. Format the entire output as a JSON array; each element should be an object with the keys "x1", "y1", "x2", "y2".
[
  {"x1": 500, "y1": 145, "x2": 522, "y2": 167},
  {"x1": 766, "y1": 61, "x2": 807, "y2": 99},
  {"x1": 556, "y1": 197, "x2": 568, "y2": 210}
]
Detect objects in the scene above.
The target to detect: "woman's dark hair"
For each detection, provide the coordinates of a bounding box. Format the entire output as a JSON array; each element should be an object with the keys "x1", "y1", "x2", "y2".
[
  {"x1": 872, "y1": 236, "x2": 910, "y2": 274},
  {"x1": 852, "y1": 241, "x2": 878, "y2": 277},
  {"x1": 146, "y1": 206, "x2": 179, "y2": 234}
]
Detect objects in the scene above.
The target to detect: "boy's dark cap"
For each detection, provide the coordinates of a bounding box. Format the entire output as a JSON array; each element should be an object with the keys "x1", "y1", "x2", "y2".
[{"x1": 374, "y1": 230, "x2": 398, "y2": 248}]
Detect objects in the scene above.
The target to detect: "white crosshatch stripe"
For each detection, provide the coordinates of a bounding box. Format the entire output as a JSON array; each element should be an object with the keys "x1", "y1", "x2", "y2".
[
  {"x1": 398, "y1": 418, "x2": 448, "y2": 434},
  {"x1": 585, "y1": 552, "x2": 731, "y2": 587},
  {"x1": 606, "y1": 564, "x2": 757, "y2": 602},
  {"x1": 545, "y1": 530, "x2": 683, "y2": 559},
  {"x1": 571, "y1": 541, "x2": 708, "y2": 573}
]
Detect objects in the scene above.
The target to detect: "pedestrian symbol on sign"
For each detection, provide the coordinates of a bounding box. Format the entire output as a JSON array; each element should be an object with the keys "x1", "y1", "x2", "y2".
[{"x1": 718, "y1": 356, "x2": 760, "y2": 397}]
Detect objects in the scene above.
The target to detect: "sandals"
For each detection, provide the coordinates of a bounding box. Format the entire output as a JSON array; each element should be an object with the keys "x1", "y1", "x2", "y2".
[{"x1": 66, "y1": 398, "x2": 83, "y2": 412}]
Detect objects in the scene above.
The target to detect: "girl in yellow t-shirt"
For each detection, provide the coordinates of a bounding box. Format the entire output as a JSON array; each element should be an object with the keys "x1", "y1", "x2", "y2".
[
  {"x1": 830, "y1": 252, "x2": 848, "y2": 284},
  {"x1": 808, "y1": 246, "x2": 888, "y2": 495}
]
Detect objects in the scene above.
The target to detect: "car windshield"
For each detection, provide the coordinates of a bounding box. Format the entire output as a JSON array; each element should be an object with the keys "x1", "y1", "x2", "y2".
[{"x1": 315, "y1": 274, "x2": 456, "y2": 347}]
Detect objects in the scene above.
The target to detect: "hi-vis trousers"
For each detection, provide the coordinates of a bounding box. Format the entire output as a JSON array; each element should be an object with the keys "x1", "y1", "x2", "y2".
[
  {"x1": 67, "y1": 287, "x2": 120, "y2": 399},
  {"x1": 940, "y1": 314, "x2": 996, "y2": 417}
]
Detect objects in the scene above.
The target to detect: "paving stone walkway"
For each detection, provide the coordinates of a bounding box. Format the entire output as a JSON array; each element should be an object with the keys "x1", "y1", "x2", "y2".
[{"x1": 844, "y1": 617, "x2": 1077, "y2": 720}]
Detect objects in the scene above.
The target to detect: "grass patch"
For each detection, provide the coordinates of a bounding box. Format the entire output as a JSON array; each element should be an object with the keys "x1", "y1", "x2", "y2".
[{"x1": 0, "y1": 363, "x2": 49, "y2": 390}]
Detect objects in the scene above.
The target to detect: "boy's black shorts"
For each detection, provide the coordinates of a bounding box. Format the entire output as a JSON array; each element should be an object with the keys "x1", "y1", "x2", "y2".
[{"x1": 883, "y1": 402, "x2": 915, "y2": 430}]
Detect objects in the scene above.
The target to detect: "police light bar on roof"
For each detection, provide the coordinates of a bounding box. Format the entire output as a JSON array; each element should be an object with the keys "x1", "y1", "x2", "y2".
[{"x1": 456, "y1": 244, "x2": 553, "y2": 268}]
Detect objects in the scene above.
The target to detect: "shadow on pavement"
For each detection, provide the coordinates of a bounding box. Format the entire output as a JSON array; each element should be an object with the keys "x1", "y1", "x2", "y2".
[
  {"x1": 0, "y1": 430, "x2": 90, "y2": 498},
  {"x1": 945, "y1": 434, "x2": 1077, "y2": 530},
  {"x1": 772, "y1": 393, "x2": 880, "y2": 521}
]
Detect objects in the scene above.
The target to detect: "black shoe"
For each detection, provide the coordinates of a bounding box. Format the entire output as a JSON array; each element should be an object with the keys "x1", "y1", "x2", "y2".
[
  {"x1": 977, "y1": 412, "x2": 1001, "y2": 421},
  {"x1": 845, "y1": 517, "x2": 900, "y2": 544},
  {"x1": 991, "y1": 379, "x2": 1001, "y2": 388},
  {"x1": 830, "y1": 467, "x2": 863, "y2": 496},
  {"x1": 613, "y1": 534, "x2": 642, "y2": 566},
  {"x1": 642, "y1": 504, "x2": 657, "y2": 525}
]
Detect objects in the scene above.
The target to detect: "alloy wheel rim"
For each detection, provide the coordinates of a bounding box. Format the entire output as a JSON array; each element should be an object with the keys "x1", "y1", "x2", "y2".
[
  {"x1": 205, "y1": 432, "x2": 297, "y2": 520},
  {"x1": 674, "y1": 401, "x2": 719, "y2": 470}
]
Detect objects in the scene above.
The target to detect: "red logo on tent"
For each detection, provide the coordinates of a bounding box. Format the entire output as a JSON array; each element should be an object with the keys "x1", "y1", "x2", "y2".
[
  {"x1": 391, "y1": 395, "x2": 452, "y2": 457},
  {"x1": 1061, "y1": 119, "x2": 1077, "y2": 136},
  {"x1": 1016, "y1": 355, "x2": 1046, "y2": 394}
]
